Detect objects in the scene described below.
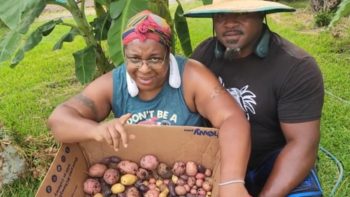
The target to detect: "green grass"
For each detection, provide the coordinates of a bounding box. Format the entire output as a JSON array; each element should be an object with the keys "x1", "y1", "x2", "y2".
[{"x1": 1, "y1": 1, "x2": 350, "y2": 196}]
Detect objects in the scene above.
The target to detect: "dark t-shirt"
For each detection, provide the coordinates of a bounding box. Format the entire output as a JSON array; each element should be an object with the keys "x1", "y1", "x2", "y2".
[{"x1": 191, "y1": 32, "x2": 324, "y2": 168}]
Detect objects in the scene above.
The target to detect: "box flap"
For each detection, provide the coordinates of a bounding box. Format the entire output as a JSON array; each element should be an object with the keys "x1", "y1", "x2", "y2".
[{"x1": 35, "y1": 143, "x2": 88, "y2": 197}]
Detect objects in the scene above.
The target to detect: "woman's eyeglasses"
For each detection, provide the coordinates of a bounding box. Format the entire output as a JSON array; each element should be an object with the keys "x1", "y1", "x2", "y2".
[{"x1": 125, "y1": 55, "x2": 167, "y2": 69}]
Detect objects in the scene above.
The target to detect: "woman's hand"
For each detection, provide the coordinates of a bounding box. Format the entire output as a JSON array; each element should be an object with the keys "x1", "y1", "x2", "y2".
[{"x1": 94, "y1": 113, "x2": 132, "y2": 151}]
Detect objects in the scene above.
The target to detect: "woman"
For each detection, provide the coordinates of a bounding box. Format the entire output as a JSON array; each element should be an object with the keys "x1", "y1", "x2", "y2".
[{"x1": 48, "y1": 10, "x2": 251, "y2": 196}]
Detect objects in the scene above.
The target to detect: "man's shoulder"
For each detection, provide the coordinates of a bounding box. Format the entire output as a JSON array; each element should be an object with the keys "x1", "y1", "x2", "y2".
[
  {"x1": 195, "y1": 37, "x2": 216, "y2": 49},
  {"x1": 270, "y1": 32, "x2": 313, "y2": 61},
  {"x1": 191, "y1": 37, "x2": 216, "y2": 65}
]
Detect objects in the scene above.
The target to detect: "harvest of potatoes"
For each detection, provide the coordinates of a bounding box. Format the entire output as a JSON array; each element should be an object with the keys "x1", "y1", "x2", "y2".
[{"x1": 83, "y1": 154, "x2": 213, "y2": 197}]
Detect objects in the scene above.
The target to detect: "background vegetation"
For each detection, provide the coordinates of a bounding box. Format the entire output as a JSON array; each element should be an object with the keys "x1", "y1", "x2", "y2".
[{"x1": 0, "y1": 0, "x2": 349, "y2": 196}]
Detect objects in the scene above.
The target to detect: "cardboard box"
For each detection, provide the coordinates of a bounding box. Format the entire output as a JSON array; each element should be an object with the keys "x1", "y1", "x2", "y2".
[{"x1": 36, "y1": 125, "x2": 220, "y2": 197}]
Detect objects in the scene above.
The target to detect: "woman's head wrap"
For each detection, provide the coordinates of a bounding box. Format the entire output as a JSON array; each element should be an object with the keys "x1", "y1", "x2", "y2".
[{"x1": 122, "y1": 10, "x2": 172, "y2": 49}]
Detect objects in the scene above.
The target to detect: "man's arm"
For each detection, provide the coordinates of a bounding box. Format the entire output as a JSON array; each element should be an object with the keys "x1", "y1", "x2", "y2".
[
  {"x1": 183, "y1": 59, "x2": 251, "y2": 197},
  {"x1": 259, "y1": 120, "x2": 320, "y2": 197}
]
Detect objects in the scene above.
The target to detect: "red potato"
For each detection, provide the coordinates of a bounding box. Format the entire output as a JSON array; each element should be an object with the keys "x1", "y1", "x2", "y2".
[
  {"x1": 202, "y1": 181, "x2": 213, "y2": 192},
  {"x1": 175, "y1": 185, "x2": 187, "y2": 195},
  {"x1": 144, "y1": 189, "x2": 160, "y2": 197},
  {"x1": 172, "y1": 161, "x2": 186, "y2": 176},
  {"x1": 185, "y1": 161, "x2": 198, "y2": 176},
  {"x1": 88, "y1": 163, "x2": 107, "y2": 177},
  {"x1": 117, "y1": 160, "x2": 139, "y2": 175},
  {"x1": 197, "y1": 188, "x2": 206, "y2": 195},
  {"x1": 83, "y1": 178, "x2": 101, "y2": 195},
  {"x1": 195, "y1": 173, "x2": 205, "y2": 179},
  {"x1": 103, "y1": 168, "x2": 120, "y2": 185},
  {"x1": 140, "y1": 154, "x2": 159, "y2": 170},
  {"x1": 187, "y1": 176, "x2": 196, "y2": 187},
  {"x1": 196, "y1": 179, "x2": 204, "y2": 187},
  {"x1": 204, "y1": 168, "x2": 212, "y2": 177}
]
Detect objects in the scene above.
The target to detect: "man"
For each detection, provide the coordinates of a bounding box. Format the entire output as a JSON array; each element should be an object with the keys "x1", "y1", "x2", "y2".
[{"x1": 184, "y1": 0, "x2": 324, "y2": 196}]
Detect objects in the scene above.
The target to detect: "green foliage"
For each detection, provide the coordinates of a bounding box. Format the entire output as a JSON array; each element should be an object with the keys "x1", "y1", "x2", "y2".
[
  {"x1": 107, "y1": 0, "x2": 149, "y2": 67},
  {"x1": 329, "y1": 0, "x2": 350, "y2": 27},
  {"x1": 11, "y1": 19, "x2": 63, "y2": 66},
  {"x1": 315, "y1": 11, "x2": 334, "y2": 27},
  {"x1": 73, "y1": 45, "x2": 97, "y2": 84},
  {"x1": 174, "y1": 0, "x2": 192, "y2": 56},
  {"x1": 0, "y1": 0, "x2": 198, "y2": 84}
]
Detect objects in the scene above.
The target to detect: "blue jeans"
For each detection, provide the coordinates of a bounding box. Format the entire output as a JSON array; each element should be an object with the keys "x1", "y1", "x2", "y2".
[{"x1": 246, "y1": 150, "x2": 323, "y2": 197}]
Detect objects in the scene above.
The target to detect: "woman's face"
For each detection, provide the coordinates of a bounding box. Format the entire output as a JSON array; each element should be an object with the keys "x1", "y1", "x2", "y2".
[{"x1": 124, "y1": 39, "x2": 169, "y2": 95}]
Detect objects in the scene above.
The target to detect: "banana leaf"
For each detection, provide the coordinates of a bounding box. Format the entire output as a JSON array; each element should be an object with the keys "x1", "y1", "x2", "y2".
[
  {"x1": 107, "y1": 0, "x2": 149, "y2": 67},
  {"x1": 174, "y1": 0, "x2": 192, "y2": 56},
  {"x1": 73, "y1": 46, "x2": 97, "y2": 84},
  {"x1": 329, "y1": 0, "x2": 350, "y2": 27}
]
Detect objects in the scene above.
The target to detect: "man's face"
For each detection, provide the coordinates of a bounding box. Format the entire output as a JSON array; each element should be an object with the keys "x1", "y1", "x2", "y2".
[{"x1": 213, "y1": 12, "x2": 264, "y2": 58}]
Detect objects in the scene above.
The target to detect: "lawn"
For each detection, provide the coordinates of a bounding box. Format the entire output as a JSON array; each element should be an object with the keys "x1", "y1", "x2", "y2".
[{"x1": 0, "y1": 0, "x2": 349, "y2": 196}]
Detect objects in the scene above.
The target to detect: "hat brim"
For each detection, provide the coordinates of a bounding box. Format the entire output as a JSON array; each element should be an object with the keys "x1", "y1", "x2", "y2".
[{"x1": 183, "y1": 0, "x2": 295, "y2": 18}]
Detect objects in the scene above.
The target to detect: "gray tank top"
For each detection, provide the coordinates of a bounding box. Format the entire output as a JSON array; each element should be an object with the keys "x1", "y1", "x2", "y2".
[{"x1": 112, "y1": 56, "x2": 203, "y2": 126}]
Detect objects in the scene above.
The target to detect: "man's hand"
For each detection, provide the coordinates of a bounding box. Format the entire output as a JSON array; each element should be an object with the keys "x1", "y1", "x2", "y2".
[{"x1": 94, "y1": 113, "x2": 131, "y2": 151}]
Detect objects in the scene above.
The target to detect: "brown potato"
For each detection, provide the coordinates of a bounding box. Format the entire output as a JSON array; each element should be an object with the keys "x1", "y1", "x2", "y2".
[
  {"x1": 157, "y1": 162, "x2": 172, "y2": 179},
  {"x1": 136, "y1": 168, "x2": 150, "y2": 180}
]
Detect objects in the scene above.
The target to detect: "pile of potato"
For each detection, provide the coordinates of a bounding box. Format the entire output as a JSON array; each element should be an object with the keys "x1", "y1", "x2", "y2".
[{"x1": 83, "y1": 154, "x2": 213, "y2": 197}]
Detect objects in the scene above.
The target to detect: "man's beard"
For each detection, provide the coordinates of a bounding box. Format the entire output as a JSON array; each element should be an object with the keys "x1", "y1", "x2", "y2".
[
  {"x1": 224, "y1": 47, "x2": 241, "y2": 61},
  {"x1": 223, "y1": 39, "x2": 241, "y2": 61}
]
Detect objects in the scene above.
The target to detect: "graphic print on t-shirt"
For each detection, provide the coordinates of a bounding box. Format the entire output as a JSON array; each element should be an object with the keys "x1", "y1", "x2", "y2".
[
  {"x1": 219, "y1": 77, "x2": 257, "y2": 119},
  {"x1": 127, "y1": 110, "x2": 177, "y2": 125}
]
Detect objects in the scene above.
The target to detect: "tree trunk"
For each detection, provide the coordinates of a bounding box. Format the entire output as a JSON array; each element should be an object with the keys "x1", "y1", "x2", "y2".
[{"x1": 310, "y1": 0, "x2": 341, "y2": 12}]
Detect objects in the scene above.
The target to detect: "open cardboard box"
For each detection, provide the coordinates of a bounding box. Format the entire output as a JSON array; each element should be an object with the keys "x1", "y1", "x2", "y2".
[{"x1": 36, "y1": 124, "x2": 221, "y2": 197}]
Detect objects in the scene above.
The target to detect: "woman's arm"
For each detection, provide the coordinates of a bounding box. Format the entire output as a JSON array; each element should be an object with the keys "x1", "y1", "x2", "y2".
[
  {"x1": 48, "y1": 72, "x2": 131, "y2": 150},
  {"x1": 183, "y1": 59, "x2": 251, "y2": 197}
]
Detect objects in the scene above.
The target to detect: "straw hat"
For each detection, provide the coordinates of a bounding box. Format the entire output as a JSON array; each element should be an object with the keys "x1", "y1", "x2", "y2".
[{"x1": 183, "y1": 0, "x2": 295, "y2": 18}]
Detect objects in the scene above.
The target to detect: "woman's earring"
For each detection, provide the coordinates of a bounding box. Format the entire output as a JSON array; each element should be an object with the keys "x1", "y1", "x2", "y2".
[
  {"x1": 169, "y1": 53, "x2": 181, "y2": 88},
  {"x1": 126, "y1": 71, "x2": 139, "y2": 97}
]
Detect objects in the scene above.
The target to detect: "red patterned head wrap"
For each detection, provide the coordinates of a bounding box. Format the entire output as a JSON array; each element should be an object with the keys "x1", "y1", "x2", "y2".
[{"x1": 122, "y1": 10, "x2": 172, "y2": 48}]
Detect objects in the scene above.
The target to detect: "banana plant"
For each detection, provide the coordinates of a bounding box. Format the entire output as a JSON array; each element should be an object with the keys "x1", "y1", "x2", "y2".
[
  {"x1": 328, "y1": 0, "x2": 350, "y2": 27},
  {"x1": 0, "y1": 0, "x2": 203, "y2": 84}
]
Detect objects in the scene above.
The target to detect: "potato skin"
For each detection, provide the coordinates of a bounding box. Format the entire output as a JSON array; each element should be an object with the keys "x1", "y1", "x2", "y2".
[
  {"x1": 88, "y1": 163, "x2": 108, "y2": 177},
  {"x1": 103, "y1": 168, "x2": 120, "y2": 185},
  {"x1": 83, "y1": 178, "x2": 101, "y2": 195},
  {"x1": 140, "y1": 154, "x2": 159, "y2": 170},
  {"x1": 136, "y1": 168, "x2": 150, "y2": 180},
  {"x1": 172, "y1": 161, "x2": 186, "y2": 176},
  {"x1": 157, "y1": 163, "x2": 172, "y2": 179},
  {"x1": 185, "y1": 161, "x2": 198, "y2": 177},
  {"x1": 125, "y1": 186, "x2": 141, "y2": 197},
  {"x1": 117, "y1": 160, "x2": 139, "y2": 175}
]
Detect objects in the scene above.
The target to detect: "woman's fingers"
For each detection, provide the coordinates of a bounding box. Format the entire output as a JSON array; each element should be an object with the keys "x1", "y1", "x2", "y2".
[
  {"x1": 115, "y1": 113, "x2": 132, "y2": 148},
  {"x1": 107, "y1": 126, "x2": 120, "y2": 151},
  {"x1": 103, "y1": 127, "x2": 113, "y2": 146}
]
